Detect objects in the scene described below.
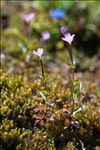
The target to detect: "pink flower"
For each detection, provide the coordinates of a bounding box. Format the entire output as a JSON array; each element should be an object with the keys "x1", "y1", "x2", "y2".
[
  {"x1": 24, "y1": 12, "x2": 35, "y2": 23},
  {"x1": 40, "y1": 32, "x2": 50, "y2": 41},
  {"x1": 33, "y1": 48, "x2": 44, "y2": 59},
  {"x1": 61, "y1": 27, "x2": 75, "y2": 45}
]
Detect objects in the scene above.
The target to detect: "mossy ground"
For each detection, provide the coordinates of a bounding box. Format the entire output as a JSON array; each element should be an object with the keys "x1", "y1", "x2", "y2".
[{"x1": 0, "y1": 67, "x2": 100, "y2": 149}]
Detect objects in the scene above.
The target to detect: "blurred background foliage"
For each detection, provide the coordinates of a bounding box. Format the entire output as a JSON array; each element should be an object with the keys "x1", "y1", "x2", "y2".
[
  {"x1": 1, "y1": 1, "x2": 100, "y2": 54},
  {"x1": 1, "y1": 1, "x2": 100, "y2": 78}
]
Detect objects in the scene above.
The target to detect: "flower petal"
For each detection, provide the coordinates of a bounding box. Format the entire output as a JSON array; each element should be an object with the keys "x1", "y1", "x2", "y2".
[
  {"x1": 61, "y1": 27, "x2": 66, "y2": 35},
  {"x1": 37, "y1": 48, "x2": 43, "y2": 57},
  {"x1": 61, "y1": 26, "x2": 75, "y2": 45},
  {"x1": 24, "y1": 12, "x2": 35, "y2": 23},
  {"x1": 33, "y1": 48, "x2": 44, "y2": 58}
]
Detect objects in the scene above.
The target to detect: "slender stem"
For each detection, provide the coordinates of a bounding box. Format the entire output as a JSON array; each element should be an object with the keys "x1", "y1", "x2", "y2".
[
  {"x1": 67, "y1": 44, "x2": 75, "y2": 112},
  {"x1": 67, "y1": 45, "x2": 73, "y2": 65},
  {"x1": 40, "y1": 59, "x2": 46, "y2": 89},
  {"x1": 40, "y1": 59, "x2": 44, "y2": 78}
]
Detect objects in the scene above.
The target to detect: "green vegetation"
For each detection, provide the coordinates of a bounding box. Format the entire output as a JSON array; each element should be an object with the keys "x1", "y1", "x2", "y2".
[
  {"x1": 1, "y1": 1, "x2": 100, "y2": 150},
  {"x1": 0, "y1": 68, "x2": 100, "y2": 149}
]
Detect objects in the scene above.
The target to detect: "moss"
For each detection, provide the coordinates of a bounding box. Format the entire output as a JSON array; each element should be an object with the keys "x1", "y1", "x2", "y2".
[{"x1": 0, "y1": 69, "x2": 100, "y2": 149}]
